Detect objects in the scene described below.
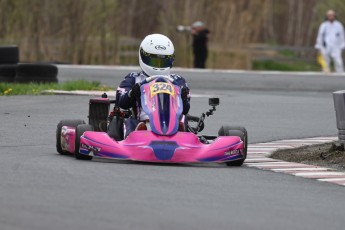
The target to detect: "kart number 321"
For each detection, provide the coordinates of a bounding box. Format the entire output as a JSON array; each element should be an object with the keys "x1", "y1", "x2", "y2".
[{"x1": 150, "y1": 82, "x2": 175, "y2": 97}]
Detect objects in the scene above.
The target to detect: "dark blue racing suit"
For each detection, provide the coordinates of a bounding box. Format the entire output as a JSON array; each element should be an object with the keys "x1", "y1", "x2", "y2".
[{"x1": 116, "y1": 72, "x2": 190, "y2": 137}]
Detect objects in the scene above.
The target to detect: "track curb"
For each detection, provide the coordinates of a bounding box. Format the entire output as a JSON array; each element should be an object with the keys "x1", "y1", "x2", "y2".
[{"x1": 246, "y1": 137, "x2": 345, "y2": 186}]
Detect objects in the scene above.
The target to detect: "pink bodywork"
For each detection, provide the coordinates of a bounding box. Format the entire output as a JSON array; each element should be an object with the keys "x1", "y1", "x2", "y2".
[
  {"x1": 61, "y1": 128, "x2": 244, "y2": 163},
  {"x1": 140, "y1": 82, "x2": 182, "y2": 135}
]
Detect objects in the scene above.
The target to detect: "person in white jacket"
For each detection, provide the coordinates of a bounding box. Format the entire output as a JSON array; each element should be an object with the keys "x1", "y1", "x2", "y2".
[{"x1": 315, "y1": 10, "x2": 345, "y2": 73}]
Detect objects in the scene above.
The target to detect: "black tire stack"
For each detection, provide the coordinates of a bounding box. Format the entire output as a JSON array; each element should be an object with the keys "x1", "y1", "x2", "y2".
[
  {"x1": 0, "y1": 45, "x2": 58, "y2": 83},
  {"x1": 15, "y1": 63, "x2": 58, "y2": 83},
  {"x1": 0, "y1": 46, "x2": 19, "y2": 82}
]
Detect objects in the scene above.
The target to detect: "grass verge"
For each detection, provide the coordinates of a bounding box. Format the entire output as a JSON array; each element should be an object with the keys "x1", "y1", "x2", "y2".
[
  {"x1": 270, "y1": 142, "x2": 345, "y2": 172},
  {"x1": 253, "y1": 60, "x2": 321, "y2": 71},
  {"x1": 0, "y1": 80, "x2": 112, "y2": 96}
]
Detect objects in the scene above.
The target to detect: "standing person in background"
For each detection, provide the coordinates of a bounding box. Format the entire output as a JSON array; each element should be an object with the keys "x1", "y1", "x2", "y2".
[
  {"x1": 191, "y1": 21, "x2": 209, "y2": 69},
  {"x1": 315, "y1": 9, "x2": 345, "y2": 73}
]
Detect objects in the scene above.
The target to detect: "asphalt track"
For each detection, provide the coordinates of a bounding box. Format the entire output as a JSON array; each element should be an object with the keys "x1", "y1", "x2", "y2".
[
  {"x1": 1, "y1": 66, "x2": 345, "y2": 230},
  {"x1": 58, "y1": 65, "x2": 345, "y2": 92}
]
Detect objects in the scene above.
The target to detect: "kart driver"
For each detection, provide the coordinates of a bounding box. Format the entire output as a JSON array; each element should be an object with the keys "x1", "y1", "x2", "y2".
[{"x1": 115, "y1": 34, "x2": 190, "y2": 138}]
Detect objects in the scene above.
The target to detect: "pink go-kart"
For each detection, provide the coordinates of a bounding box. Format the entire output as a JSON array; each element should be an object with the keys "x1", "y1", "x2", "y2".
[{"x1": 56, "y1": 75, "x2": 248, "y2": 166}]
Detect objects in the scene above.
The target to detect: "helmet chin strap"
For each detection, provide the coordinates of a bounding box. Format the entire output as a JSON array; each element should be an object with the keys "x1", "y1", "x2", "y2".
[{"x1": 142, "y1": 70, "x2": 149, "y2": 77}]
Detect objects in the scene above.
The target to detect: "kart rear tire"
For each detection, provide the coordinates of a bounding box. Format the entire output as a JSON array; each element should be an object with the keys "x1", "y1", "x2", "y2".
[
  {"x1": 56, "y1": 119, "x2": 86, "y2": 155},
  {"x1": 218, "y1": 126, "x2": 248, "y2": 166},
  {"x1": 75, "y1": 124, "x2": 94, "y2": 160}
]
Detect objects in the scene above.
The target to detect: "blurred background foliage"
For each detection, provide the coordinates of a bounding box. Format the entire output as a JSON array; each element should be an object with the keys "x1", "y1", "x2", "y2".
[{"x1": 0, "y1": 0, "x2": 344, "y2": 70}]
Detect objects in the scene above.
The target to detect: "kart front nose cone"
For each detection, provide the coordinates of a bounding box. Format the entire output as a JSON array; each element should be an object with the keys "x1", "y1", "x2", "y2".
[{"x1": 148, "y1": 141, "x2": 179, "y2": 160}]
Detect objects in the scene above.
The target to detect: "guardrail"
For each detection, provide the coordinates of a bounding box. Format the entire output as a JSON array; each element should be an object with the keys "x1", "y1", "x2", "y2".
[{"x1": 333, "y1": 91, "x2": 345, "y2": 144}]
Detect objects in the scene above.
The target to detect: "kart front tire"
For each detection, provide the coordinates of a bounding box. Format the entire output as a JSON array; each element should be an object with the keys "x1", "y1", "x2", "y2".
[
  {"x1": 56, "y1": 119, "x2": 85, "y2": 155},
  {"x1": 75, "y1": 124, "x2": 94, "y2": 160},
  {"x1": 218, "y1": 125, "x2": 248, "y2": 166}
]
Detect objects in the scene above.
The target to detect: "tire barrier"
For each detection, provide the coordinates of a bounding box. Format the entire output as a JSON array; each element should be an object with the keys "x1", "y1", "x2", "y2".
[
  {"x1": 0, "y1": 46, "x2": 19, "y2": 64},
  {"x1": 0, "y1": 46, "x2": 19, "y2": 82},
  {"x1": 0, "y1": 46, "x2": 59, "y2": 83},
  {"x1": 0, "y1": 64, "x2": 17, "y2": 82},
  {"x1": 15, "y1": 63, "x2": 58, "y2": 83}
]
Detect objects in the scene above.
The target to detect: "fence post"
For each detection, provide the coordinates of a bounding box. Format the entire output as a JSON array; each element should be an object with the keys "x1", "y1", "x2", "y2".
[{"x1": 333, "y1": 90, "x2": 345, "y2": 144}]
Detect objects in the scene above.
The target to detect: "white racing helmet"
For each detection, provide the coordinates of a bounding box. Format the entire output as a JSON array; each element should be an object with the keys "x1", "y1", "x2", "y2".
[{"x1": 139, "y1": 34, "x2": 175, "y2": 76}]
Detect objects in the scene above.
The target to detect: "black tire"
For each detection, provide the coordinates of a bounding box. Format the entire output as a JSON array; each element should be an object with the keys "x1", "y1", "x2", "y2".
[
  {"x1": 75, "y1": 124, "x2": 94, "y2": 160},
  {"x1": 15, "y1": 63, "x2": 58, "y2": 83},
  {"x1": 0, "y1": 64, "x2": 16, "y2": 82},
  {"x1": 218, "y1": 125, "x2": 248, "y2": 166},
  {"x1": 88, "y1": 100, "x2": 109, "y2": 132},
  {"x1": 0, "y1": 46, "x2": 19, "y2": 64},
  {"x1": 56, "y1": 119, "x2": 86, "y2": 155}
]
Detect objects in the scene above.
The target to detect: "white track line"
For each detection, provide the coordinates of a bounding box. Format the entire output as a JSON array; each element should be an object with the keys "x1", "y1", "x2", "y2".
[
  {"x1": 245, "y1": 164, "x2": 299, "y2": 168},
  {"x1": 248, "y1": 147, "x2": 279, "y2": 151},
  {"x1": 271, "y1": 168, "x2": 330, "y2": 172},
  {"x1": 293, "y1": 172, "x2": 345, "y2": 176},
  {"x1": 245, "y1": 159, "x2": 279, "y2": 162},
  {"x1": 272, "y1": 140, "x2": 326, "y2": 143},
  {"x1": 245, "y1": 162, "x2": 291, "y2": 165},
  {"x1": 247, "y1": 152, "x2": 270, "y2": 155},
  {"x1": 318, "y1": 178, "x2": 345, "y2": 182},
  {"x1": 249, "y1": 145, "x2": 293, "y2": 149}
]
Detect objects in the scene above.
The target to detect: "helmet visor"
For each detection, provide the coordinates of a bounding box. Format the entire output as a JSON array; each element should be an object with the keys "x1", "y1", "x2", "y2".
[{"x1": 140, "y1": 48, "x2": 174, "y2": 68}]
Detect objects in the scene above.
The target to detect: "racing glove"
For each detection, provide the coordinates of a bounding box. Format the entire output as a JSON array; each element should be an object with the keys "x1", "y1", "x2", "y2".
[{"x1": 129, "y1": 83, "x2": 141, "y2": 99}]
